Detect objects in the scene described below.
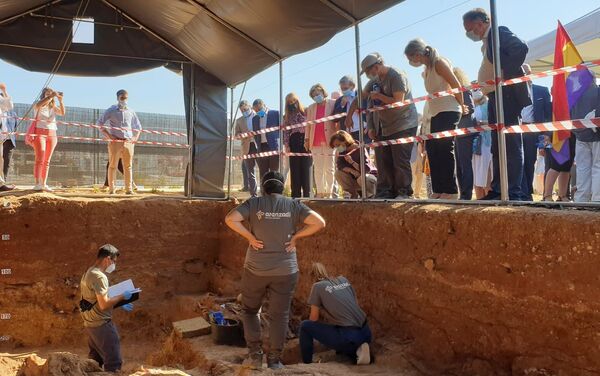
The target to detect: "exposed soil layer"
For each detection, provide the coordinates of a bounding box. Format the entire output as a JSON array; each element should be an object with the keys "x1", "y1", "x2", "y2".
[{"x1": 2, "y1": 193, "x2": 600, "y2": 375}]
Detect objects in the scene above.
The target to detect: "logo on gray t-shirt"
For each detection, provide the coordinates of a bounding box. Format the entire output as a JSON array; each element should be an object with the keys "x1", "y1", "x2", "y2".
[{"x1": 234, "y1": 194, "x2": 312, "y2": 276}]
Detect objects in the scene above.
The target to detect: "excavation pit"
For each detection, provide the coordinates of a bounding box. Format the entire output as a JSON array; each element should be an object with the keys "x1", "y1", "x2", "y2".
[{"x1": 1, "y1": 193, "x2": 600, "y2": 375}]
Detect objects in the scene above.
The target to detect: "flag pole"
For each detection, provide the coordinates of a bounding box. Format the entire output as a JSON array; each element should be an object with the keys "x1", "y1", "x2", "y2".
[{"x1": 490, "y1": 0, "x2": 509, "y2": 201}]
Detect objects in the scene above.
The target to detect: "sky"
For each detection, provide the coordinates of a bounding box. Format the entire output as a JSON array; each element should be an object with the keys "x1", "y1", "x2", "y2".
[{"x1": 0, "y1": 0, "x2": 598, "y2": 117}]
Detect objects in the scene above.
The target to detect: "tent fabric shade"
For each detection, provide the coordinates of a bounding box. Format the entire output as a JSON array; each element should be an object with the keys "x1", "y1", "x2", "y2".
[
  {"x1": 0, "y1": 0, "x2": 403, "y2": 85},
  {"x1": 526, "y1": 7, "x2": 600, "y2": 75}
]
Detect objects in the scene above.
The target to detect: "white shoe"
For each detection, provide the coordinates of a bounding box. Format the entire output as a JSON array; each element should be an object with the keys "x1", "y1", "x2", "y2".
[
  {"x1": 356, "y1": 343, "x2": 371, "y2": 365},
  {"x1": 32, "y1": 184, "x2": 43, "y2": 191},
  {"x1": 42, "y1": 185, "x2": 53, "y2": 192}
]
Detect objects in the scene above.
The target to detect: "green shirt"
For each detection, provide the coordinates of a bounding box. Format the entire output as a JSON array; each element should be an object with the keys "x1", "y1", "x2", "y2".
[{"x1": 80, "y1": 266, "x2": 112, "y2": 327}]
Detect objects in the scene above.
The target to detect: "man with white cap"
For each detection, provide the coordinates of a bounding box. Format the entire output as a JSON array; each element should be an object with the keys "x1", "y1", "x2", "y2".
[{"x1": 347, "y1": 53, "x2": 418, "y2": 199}]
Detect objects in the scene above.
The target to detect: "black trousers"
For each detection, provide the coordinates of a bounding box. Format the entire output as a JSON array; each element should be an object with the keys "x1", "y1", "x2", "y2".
[
  {"x1": 488, "y1": 92, "x2": 525, "y2": 200},
  {"x1": 521, "y1": 132, "x2": 539, "y2": 201},
  {"x1": 104, "y1": 160, "x2": 124, "y2": 187},
  {"x1": 257, "y1": 142, "x2": 279, "y2": 182},
  {"x1": 374, "y1": 128, "x2": 416, "y2": 198},
  {"x1": 455, "y1": 134, "x2": 476, "y2": 200},
  {"x1": 3, "y1": 140, "x2": 15, "y2": 179},
  {"x1": 426, "y1": 111, "x2": 461, "y2": 194},
  {"x1": 288, "y1": 132, "x2": 312, "y2": 198}
]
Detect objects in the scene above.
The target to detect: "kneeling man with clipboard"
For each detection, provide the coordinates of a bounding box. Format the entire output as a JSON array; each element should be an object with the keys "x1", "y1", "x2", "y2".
[{"x1": 79, "y1": 244, "x2": 140, "y2": 372}]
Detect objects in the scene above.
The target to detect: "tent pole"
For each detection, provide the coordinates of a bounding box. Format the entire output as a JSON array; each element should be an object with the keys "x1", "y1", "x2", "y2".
[
  {"x1": 227, "y1": 87, "x2": 235, "y2": 199},
  {"x1": 354, "y1": 24, "x2": 368, "y2": 201},
  {"x1": 489, "y1": 0, "x2": 509, "y2": 201},
  {"x1": 279, "y1": 61, "x2": 284, "y2": 174},
  {"x1": 186, "y1": 65, "x2": 195, "y2": 198}
]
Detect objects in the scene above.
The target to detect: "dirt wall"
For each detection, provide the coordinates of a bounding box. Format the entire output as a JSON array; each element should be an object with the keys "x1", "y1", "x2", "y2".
[
  {"x1": 2, "y1": 195, "x2": 600, "y2": 375},
  {"x1": 216, "y1": 201, "x2": 600, "y2": 375},
  {"x1": 0, "y1": 194, "x2": 223, "y2": 349}
]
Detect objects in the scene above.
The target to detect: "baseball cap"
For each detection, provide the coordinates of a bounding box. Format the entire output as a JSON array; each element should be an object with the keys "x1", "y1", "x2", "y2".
[{"x1": 360, "y1": 53, "x2": 383, "y2": 74}]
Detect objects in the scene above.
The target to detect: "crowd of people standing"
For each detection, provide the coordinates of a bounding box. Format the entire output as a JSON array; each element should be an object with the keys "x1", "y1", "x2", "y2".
[{"x1": 236, "y1": 7, "x2": 600, "y2": 203}]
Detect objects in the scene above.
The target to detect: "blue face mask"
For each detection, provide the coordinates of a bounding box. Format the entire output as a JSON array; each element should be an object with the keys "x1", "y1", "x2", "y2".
[
  {"x1": 257, "y1": 109, "x2": 266, "y2": 118},
  {"x1": 342, "y1": 89, "x2": 354, "y2": 97},
  {"x1": 313, "y1": 94, "x2": 324, "y2": 104}
]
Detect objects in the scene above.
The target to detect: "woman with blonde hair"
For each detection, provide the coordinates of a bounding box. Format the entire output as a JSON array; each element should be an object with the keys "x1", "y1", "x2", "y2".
[
  {"x1": 305, "y1": 83, "x2": 338, "y2": 198},
  {"x1": 284, "y1": 92, "x2": 312, "y2": 198},
  {"x1": 299, "y1": 262, "x2": 372, "y2": 365},
  {"x1": 30, "y1": 87, "x2": 65, "y2": 191},
  {"x1": 329, "y1": 130, "x2": 376, "y2": 198},
  {"x1": 405, "y1": 38, "x2": 467, "y2": 199}
]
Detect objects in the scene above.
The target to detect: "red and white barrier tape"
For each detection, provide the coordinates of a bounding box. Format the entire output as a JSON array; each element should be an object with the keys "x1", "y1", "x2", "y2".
[
  {"x1": 0, "y1": 115, "x2": 188, "y2": 137},
  {"x1": 0, "y1": 131, "x2": 190, "y2": 148},
  {"x1": 231, "y1": 59, "x2": 600, "y2": 141},
  {"x1": 228, "y1": 117, "x2": 600, "y2": 160}
]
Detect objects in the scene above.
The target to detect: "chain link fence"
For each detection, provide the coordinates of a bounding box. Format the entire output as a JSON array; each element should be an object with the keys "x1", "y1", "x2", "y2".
[{"x1": 6, "y1": 103, "x2": 188, "y2": 188}]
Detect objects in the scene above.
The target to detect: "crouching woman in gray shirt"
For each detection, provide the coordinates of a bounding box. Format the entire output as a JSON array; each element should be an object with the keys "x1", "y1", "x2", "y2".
[
  {"x1": 225, "y1": 171, "x2": 326, "y2": 370},
  {"x1": 300, "y1": 262, "x2": 373, "y2": 365}
]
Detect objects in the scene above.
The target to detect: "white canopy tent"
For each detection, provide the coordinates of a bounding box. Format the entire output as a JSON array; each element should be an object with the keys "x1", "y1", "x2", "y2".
[{"x1": 525, "y1": 7, "x2": 600, "y2": 75}]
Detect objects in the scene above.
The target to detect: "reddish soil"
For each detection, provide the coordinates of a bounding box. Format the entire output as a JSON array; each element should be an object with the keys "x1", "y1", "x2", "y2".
[{"x1": 1, "y1": 193, "x2": 600, "y2": 375}]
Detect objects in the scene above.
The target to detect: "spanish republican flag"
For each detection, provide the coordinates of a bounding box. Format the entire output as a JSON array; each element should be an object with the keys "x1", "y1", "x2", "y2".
[{"x1": 551, "y1": 21, "x2": 594, "y2": 165}]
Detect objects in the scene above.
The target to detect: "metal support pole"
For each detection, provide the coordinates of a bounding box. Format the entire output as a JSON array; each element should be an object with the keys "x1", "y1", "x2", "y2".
[
  {"x1": 226, "y1": 87, "x2": 235, "y2": 199},
  {"x1": 186, "y1": 66, "x2": 195, "y2": 198},
  {"x1": 490, "y1": 0, "x2": 509, "y2": 201},
  {"x1": 354, "y1": 24, "x2": 368, "y2": 200},
  {"x1": 279, "y1": 61, "x2": 284, "y2": 173}
]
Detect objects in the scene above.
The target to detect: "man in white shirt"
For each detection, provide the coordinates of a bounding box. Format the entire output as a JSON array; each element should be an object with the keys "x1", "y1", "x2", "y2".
[{"x1": 0, "y1": 83, "x2": 15, "y2": 191}]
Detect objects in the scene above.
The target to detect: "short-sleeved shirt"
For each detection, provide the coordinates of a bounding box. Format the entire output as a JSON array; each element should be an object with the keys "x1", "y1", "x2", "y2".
[
  {"x1": 80, "y1": 266, "x2": 112, "y2": 327},
  {"x1": 364, "y1": 67, "x2": 418, "y2": 136},
  {"x1": 234, "y1": 194, "x2": 312, "y2": 276},
  {"x1": 308, "y1": 276, "x2": 367, "y2": 327}
]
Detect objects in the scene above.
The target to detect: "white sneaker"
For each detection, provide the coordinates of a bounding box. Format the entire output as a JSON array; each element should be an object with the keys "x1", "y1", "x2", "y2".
[
  {"x1": 356, "y1": 343, "x2": 371, "y2": 365},
  {"x1": 42, "y1": 185, "x2": 53, "y2": 192},
  {"x1": 32, "y1": 184, "x2": 43, "y2": 191}
]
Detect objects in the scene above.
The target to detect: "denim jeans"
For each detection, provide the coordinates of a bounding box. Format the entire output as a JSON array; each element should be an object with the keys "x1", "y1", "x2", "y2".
[{"x1": 299, "y1": 320, "x2": 372, "y2": 364}]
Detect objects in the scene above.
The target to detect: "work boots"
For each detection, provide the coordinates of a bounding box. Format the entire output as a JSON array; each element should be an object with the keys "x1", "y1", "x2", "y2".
[{"x1": 242, "y1": 350, "x2": 263, "y2": 370}]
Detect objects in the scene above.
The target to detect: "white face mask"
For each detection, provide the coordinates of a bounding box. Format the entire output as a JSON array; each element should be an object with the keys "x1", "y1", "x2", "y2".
[
  {"x1": 105, "y1": 262, "x2": 116, "y2": 274},
  {"x1": 118, "y1": 100, "x2": 127, "y2": 107},
  {"x1": 466, "y1": 30, "x2": 482, "y2": 42},
  {"x1": 409, "y1": 59, "x2": 423, "y2": 67}
]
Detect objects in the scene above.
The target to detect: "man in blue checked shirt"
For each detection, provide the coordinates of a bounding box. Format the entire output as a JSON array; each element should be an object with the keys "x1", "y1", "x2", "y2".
[{"x1": 97, "y1": 89, "x2": 142, "y2": 195}]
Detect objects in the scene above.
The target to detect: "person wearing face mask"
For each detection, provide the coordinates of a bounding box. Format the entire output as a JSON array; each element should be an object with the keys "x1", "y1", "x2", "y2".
[
  {"x1": 404, "y1": 39, "x2": 468, "y2": 200},
  {"x1": 329, "y1": 130, "x2": 376, "y2": 199},
  {"x1": 305, "y1": 84, "x2": 338, "y2": 198},
  {"x1": 283, "y1": 93, "x2": 311, "y2": 198},
  {"x1": 97, "y1": 89, "x2": 142, "y2": 195},
  {"x1": 252, "y1": 99, "x2": 280, "y2": 181},
  {"x1": 29, "y1": 87, "x2": 65, "y2": 191},
  {"x1": 235, "y1": 100, "x2": 258, "y2": 197},
  {"x1": 472, "y1": 89, "x2": 493, "y2": 200},
  {"x1": 463, "y1": 8, "x2": 530, "y2": 201},
  {"x1": 225, "y1": 171, "x2": 326, "y2": 370},
  {"x1": 347, "y1": 53, "x2": 418, "y2": 199},
  {"x1": 80, "y1": 244, "x2": 136, "y2": 373}
]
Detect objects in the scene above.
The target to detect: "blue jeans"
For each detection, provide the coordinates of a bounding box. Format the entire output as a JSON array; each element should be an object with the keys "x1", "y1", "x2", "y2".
[{"x1": 299, "y1": 320, "x2": 372, "y2": 364}]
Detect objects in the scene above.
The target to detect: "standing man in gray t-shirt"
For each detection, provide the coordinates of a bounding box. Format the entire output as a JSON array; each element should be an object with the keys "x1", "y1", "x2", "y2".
[
  {"x1": 225, "y1": 171, "x2": 326, "y2": 370},
  {"x1": 347, "y1": 53, "x2": 419, "y2": 199},
  {"x1": 79, "y1": 244, "x2": 136, "y2": 372},
  {"x1": 299, "y1": 262, "x2": 373, "y2": 365}
]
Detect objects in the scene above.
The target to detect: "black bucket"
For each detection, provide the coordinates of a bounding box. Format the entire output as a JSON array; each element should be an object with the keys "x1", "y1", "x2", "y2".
[{"x1": 211, "y1": 318, "x2": 245, "y2": 347}]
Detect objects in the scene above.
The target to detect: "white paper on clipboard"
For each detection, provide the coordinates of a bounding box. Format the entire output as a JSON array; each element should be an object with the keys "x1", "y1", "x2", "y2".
[{"x1": 108, "y1": 279, "x2": 142, "y2": 298}]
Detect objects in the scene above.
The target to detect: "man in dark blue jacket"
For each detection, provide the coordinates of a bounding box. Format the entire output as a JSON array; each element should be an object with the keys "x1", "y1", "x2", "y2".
[
  {"x1": 252, "y1": 99, "x2": 280, "y2": 181},
  {"x1": 463, "y1": 8, "x2": 531, "y2": 200},
  {"x1": 519, "y1": 64, "x2": 552, "y2": 201}
]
